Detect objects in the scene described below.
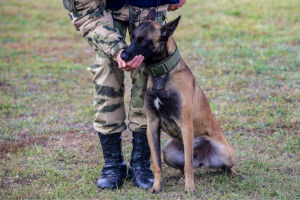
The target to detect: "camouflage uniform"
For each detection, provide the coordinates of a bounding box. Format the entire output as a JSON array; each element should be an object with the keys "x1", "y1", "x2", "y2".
[{"x1": 63, "y1": 0, "x2": 167, "y2": 134}]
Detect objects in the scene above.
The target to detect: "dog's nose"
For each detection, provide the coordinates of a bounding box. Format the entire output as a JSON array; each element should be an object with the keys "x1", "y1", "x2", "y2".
[{"x1": 121, "y1": 51, "x2": 131, "y2": 62}]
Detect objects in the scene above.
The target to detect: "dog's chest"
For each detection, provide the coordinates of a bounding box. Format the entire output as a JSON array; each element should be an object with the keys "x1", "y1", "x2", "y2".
[{"x1": 145, "y1": 75, "x2": 182, "y2": 139}]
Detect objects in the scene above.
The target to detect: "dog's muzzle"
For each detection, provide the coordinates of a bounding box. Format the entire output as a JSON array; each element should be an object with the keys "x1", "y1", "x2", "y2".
[{"x1": 120, "y1": 51, "x2": 133, "y2": 62}]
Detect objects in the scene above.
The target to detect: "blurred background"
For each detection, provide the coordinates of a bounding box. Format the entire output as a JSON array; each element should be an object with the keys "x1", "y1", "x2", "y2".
[{"x1": 0, "y1": 0, "x2": 299, "y2": 199}]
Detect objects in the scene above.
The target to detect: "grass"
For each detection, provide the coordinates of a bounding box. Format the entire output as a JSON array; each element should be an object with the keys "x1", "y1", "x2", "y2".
[{"x1": 0, "y1": 0, "x2": 299, "y2": 199}]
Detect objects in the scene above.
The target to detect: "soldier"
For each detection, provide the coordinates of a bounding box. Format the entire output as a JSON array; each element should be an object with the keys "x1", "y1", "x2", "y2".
[{"x1": 62, "y1": 0, "x2": 186, "y2": 190}]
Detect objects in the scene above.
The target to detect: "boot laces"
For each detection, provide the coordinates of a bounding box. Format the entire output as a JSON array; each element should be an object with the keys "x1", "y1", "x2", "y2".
[
  {"x1": 102, "y1": 165, "x2": 124, "y2": 178},
  {"x1": 132, "y1": 166, "x2": 153, "y2": 179}
]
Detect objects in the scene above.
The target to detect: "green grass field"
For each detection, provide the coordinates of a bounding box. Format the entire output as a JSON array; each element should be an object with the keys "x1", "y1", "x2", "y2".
[{"x1": 0, "y1": 0, "x2": 299, "y2": 199}]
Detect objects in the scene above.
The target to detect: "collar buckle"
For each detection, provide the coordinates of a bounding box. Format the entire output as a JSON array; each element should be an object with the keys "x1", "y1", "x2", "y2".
[{"x1": 162, "y1": 64, "x2": 168, "y2": 73}]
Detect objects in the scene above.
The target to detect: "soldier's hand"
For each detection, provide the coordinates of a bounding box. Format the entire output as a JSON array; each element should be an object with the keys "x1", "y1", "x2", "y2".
[
  {"x1": 117, "y1": 51, "x2": 144, "y2": 71},
  {"x1": 168, "y1": 0, "x2": 186, "y2": 11}
]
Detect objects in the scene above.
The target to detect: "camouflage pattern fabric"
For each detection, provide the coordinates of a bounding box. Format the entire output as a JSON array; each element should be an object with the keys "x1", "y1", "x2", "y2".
[
  {"x1": 65, "y1": 0, "x2": 127, "y2": 59},
  {"x1": 63, "y1": 0, "x2": 167, "y2": 134}
]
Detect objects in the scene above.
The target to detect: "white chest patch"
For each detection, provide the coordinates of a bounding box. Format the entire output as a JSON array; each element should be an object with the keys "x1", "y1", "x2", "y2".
[{"x1": 154, "y1": 97, "x2": 163, "y2": 110}]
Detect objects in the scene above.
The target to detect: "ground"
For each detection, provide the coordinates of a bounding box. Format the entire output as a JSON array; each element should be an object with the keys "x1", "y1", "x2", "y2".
[{"x1": 0, "y1": 0, "x2": 299, "y2": 199}]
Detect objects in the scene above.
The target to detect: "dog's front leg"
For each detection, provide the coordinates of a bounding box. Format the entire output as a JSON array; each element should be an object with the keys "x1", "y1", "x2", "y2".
[
  {"x1": 182, "y1": 114, "x2": 195, "y2": 193},
  {"x1": 146, "y1": 116, "x2": 162, "y2": 193}
]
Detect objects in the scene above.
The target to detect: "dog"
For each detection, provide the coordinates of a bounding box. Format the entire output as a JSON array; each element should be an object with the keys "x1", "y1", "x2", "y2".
[{"x1": 121, "y1": 10, "x2": 236, "y2": 193}]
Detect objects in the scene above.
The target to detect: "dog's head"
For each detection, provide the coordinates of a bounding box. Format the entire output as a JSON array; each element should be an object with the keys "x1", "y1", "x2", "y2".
[{"x1": 121, "y1": 9, "x2": 181, "y2": 64}]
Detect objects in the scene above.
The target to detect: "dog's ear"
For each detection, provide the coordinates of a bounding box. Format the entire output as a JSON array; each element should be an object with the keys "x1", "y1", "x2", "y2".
[
  {"x1": 161, "y1": 16, "x2": 181, "y2": 41},
  {"x1": 147, "y1": 9, "x2": 157, "y2": 21}
]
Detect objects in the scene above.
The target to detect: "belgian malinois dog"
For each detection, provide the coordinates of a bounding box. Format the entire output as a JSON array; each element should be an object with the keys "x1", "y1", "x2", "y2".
[{"x1": 121, "y1": 10, "x2": 236, "y2": 193}]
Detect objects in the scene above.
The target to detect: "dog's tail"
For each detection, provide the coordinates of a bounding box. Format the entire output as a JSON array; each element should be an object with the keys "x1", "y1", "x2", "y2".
[
  {"x1": 193, "y1": 137, "x2": 235, "y2": 169},
  {"x1": 163, "y1": 137, "x2": 235, "y2": 170}
]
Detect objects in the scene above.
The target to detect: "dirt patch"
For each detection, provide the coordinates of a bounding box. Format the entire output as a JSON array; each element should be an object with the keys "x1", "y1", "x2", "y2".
[
  {"x1": 0, "y1": 136, "x2": 48, "y2": 159},
  {"x1": 0, "y1": 131, "x2": 96, "y2": 159},
  {"x1": 0, "y1": 80, "x2": 10, "y2": 87},
  {"x1": 258, "y1": 120, "x2": 300, "y2": 136},
  {"x1": 20, "y1": 173, "x2": 41, "y2": 184},
  {"x1": 45, "y1": 125, "x2": 96, "y2": 152},
  {"x1": 49, "y1": 131, "x2": 97, "y2": 150},
  {"x1": 0, "y1": 122, "x2": 95, "y2": 159},
  {"x1": 0, "y1": 80, "x2": 14, "y2": 94},
  {"x1": 233, "y1": 120, "x2": 300, "y2": 137}
]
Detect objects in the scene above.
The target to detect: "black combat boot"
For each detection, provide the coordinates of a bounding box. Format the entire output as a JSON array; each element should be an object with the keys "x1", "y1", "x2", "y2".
[
  {"x1": 97, "y1": 132, "x2": 127, "y2": 189},
  {"x1": 128, "y1": 131, "x2": 154, "y2": 189}
]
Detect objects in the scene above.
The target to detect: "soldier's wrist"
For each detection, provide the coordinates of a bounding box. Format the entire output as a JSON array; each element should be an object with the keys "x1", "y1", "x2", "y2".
[{"x1": 112, "y1": 48, "x2": 125, "y2": 62}]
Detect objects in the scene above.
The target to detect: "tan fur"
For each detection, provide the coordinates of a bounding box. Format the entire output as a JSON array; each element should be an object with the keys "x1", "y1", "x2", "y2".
[{"x1": 145, "y1": 22, "x2": 236, "y2": 193}]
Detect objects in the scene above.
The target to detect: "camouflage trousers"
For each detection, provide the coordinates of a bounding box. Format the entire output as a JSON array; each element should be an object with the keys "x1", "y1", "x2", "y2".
[{"x1": 85, "y1": 5, "x2": 167, "y2": 134}]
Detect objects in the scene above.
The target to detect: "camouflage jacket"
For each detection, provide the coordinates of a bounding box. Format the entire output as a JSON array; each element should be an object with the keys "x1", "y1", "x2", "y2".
[{"x1": 63, "y1": 0, "x2": 126, "y2": 59}]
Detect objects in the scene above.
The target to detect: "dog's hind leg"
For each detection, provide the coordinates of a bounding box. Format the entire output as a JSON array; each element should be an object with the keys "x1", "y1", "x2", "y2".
[{"x1": 163, "y1": 139, "x2": 184, "y2": 172}]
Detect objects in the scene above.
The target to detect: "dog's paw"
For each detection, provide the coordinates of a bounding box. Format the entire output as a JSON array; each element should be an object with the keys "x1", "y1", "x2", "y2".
[
  {"x1": 184, "y1": 183, "x2": 195, "y2": 193},
  {"x1": 224, "y1": 168, "x2": 246, "y2": 181},
  {"x1": 149, "y1": 183, "x2": 161, "y2": 193}
]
